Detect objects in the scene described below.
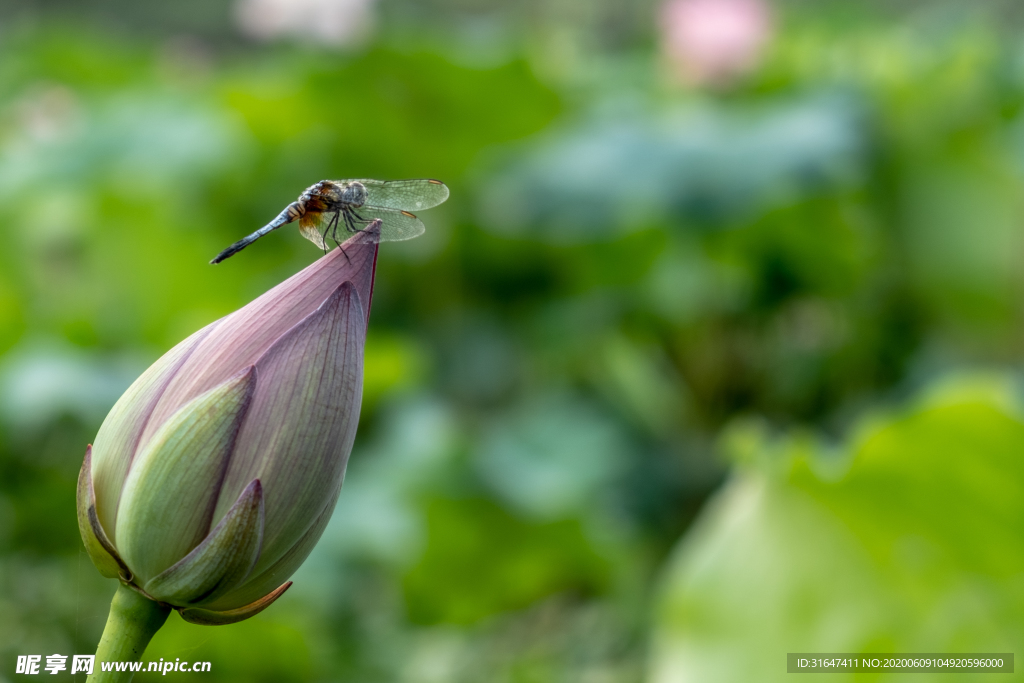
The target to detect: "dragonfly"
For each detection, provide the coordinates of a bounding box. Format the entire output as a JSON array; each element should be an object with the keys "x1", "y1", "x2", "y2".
[{"x1": 210, "y1": 178, "x2": 449, "y2": 264}]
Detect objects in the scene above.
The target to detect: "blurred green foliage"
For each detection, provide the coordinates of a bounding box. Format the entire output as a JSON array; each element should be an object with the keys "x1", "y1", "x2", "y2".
[
  {"x1": 651, "y1": 375, "x2": 1024, "y2": 682},
  {"x1": 0, "y1": 1, "x2": 1023, "y2": 681}
]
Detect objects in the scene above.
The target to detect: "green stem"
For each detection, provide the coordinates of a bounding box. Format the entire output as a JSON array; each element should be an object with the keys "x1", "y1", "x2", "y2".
[{"x1": 87, "y1": 583, "x2": 171, "y2": 683}]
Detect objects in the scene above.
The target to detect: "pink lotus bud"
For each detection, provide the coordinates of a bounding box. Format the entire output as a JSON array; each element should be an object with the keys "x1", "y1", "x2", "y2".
[{"x1": 77, "y1": 228, "x2": 378, "y2": 624}]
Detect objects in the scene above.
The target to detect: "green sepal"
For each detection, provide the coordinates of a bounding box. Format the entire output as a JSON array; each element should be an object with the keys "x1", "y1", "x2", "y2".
[
  {"x1": 145, "y1": 479, "x2": 264, "y2": 606},
  {"x1": 77, "y1": 445, "x2": 131, "y2": 580},
  {"x1": 177, "y1": 581, "x2": 292, "y2": 625}
]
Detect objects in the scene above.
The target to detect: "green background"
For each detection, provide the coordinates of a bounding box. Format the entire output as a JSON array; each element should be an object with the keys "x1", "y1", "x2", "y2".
[{"x1": 0, "y1": 1, "x2": 1022, "y2": 681}]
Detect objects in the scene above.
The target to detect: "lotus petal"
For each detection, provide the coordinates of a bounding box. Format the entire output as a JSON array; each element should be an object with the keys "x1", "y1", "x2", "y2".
[
  {"x1": 115, "y1": 368, "x2": 255, "y2": 581},
  {"x1": 145, "y1": 479, "x2": 264, "y2": 605},
  {"x1": 139, "y1": 235, "x2": 377, "y2": 450},
  {"x1": 77, "y1": 445, "x2": 128, "y2": 579},
  {"x1": 90, "y1": 323, "x2": 218, "y2": 538},
  {"x1": 213, "y1": 281, "x2": 365, "y2": 577}
]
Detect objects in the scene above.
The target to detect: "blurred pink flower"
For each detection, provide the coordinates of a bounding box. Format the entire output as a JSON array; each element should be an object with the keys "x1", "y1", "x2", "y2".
[
  {"x1": 660, "y1": 0, "x2": 772, "y2": 86},
  {"x1": 234, "y1": 0, "x2": 375, "y2": 46}
]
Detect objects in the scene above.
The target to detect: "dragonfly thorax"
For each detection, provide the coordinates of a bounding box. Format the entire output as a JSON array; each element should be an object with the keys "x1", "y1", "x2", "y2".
[
  {"x1": 339, "y1": 181, "x2": 367, "y2": 207},
  {"x1": 298, "y1": 180, "x2": 367, "y2": 211}
]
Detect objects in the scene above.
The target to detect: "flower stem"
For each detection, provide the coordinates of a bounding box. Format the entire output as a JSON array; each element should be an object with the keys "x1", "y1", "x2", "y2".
[{"x1": 87, "y1": 583, "x2": 171, "y2": 683}]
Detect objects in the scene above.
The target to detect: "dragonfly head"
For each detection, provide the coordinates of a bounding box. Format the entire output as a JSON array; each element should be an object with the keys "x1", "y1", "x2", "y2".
[{"x1": 341, "y1": 181, "x2": 367, "y2": 208}]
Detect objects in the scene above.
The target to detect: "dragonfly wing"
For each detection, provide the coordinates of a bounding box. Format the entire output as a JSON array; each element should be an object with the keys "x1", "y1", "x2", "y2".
[
  {"x1": 342, "y1": 179, "x2": 449, "y2": 211},
  {"x1": 298, "y1": 212, "x2": 329, "y2": 249},
  {"x1": 350, "y1": 206, "x2": 426, "y2": 242}
]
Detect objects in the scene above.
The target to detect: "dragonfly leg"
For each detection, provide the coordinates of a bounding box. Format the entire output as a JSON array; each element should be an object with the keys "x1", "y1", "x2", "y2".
[
  {"x1": 342, "y1": 209, "x2": 358, "y2": 233},
  {"x1": 320, "y1": 212, "x2": 338, "y2": 255},
  {"x1": 332, "y1": 213, "x2": 353, "y2": 263},
  {"x1": 333, "y1": 210, "x2": 353, "y2": 264},
  {"x1": 329, "y1": 212, "x2": 343, "y2": 247},
  {"x1": 346, "y1": 210, "x2": 381, "y2": 244}
]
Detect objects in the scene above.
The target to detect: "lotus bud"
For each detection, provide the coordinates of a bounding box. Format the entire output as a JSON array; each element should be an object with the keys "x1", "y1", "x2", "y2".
[{"x1": 77, "y1": 226, "x2": 378, "y2": 625}]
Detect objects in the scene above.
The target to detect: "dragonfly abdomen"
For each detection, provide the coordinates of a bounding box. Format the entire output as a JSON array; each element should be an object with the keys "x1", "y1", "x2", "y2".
[{"x1": 210, "y1": 202, "x2": 305, "y2": 264}]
